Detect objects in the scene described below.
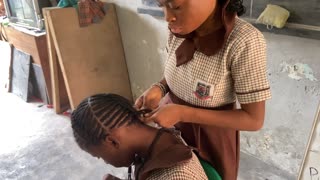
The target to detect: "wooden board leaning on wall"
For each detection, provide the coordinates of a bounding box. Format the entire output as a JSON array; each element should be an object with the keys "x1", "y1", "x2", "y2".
[{"x1": 43, "y1": 3, "x2": 132, "y2": 111}]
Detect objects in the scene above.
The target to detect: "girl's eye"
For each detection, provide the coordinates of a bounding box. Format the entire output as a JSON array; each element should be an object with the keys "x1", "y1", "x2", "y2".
[
  {"x1": 173, "y1": 6, "x2": 180, "y2": 10},
  {"x1": 168, "y1": 3, "x2": 181, "y2": 10}
]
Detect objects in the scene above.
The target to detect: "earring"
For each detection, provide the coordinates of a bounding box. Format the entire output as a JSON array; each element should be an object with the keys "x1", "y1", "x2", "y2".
[{"x1": 134, "y1": 153, "x2": 145, "y2": 164}]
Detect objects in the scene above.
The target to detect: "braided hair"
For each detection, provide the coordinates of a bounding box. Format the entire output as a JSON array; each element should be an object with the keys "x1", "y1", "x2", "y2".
[
  {"x1": 219, "y1": 0, "x2": 246, "y2": 16},
  {"x1": 71, "y1": 93, "x2": 146, "y2": 150}
]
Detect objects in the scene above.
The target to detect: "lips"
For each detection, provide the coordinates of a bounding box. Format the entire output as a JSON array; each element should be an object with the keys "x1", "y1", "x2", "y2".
[{"x1": 169, "y1": 25, "x2": 183, "y2": 34}]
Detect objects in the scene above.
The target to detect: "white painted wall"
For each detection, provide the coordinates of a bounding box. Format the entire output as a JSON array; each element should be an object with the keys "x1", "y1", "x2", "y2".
[
  {"x1": 104, "y1": 0, "x2": 168, "y2": 99},
  {"x1": 104, "y1": 0, "x2": 320, "y2": 177}
]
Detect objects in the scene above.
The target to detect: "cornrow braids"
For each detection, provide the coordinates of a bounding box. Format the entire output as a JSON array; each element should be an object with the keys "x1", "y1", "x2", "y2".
[{"x1": 71, "y1": 93, "x2": 146, "y2": 150}]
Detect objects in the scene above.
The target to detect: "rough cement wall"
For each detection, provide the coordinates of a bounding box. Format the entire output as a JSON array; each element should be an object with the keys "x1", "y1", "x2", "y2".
[
  {"x1": 104, "y1": 0, "x2": 320, "y2": 177},
  {"x1": 241, "y1": 33, "x2": 320, "y2": 177}
]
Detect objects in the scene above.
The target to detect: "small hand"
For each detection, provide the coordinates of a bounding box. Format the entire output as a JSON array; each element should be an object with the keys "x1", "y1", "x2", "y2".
[
  {"x1": 144, "y1": 104, "x2": 185, "y2": 128},
  {"x1": 135, "y1": 86, "x2": 163, "y2": 110}
]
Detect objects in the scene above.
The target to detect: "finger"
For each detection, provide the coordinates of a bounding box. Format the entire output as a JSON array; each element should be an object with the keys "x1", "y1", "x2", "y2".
[
  {"x1": 144, "y1": 107, "x2": 160, "y2": 118},
  {"x1": 142, "y1": 114, "x2": 157, "y2": 124},
  {"x1": 134, "y1": 96, "x2": 143, "y2": 110}
]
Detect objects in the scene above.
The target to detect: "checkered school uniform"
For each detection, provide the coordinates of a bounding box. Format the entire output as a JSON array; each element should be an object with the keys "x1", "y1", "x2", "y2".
[
  {"x1": 165, "y1": 18, "x2": 271, "y2": 107},
  {"x1": 146, "y1": 152, "x2": 208, "y2": 180}
]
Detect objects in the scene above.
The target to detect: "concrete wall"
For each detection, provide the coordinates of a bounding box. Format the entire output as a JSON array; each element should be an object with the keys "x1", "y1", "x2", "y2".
[{"x1": 105, "y1": 0, "x2": 320, "y2": 178}]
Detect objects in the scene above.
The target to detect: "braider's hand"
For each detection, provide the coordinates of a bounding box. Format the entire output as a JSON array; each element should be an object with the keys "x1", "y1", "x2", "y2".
[
  {"x1": 144, "y1": 104, "x2": 185, "y2": 128},
  {"x1": 134, "y1": 86, "x2": 163, "y2": 111}
]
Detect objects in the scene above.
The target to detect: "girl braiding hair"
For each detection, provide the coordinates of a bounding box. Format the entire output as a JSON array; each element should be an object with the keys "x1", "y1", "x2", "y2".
[{"x1": 136, "y1": 0, "x2": 271, "y2": 179}]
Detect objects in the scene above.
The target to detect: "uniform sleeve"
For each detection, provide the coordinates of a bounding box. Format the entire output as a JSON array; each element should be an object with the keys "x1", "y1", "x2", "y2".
[{"x1": 231, "y1": 30, "x2": 271, "y2": 104}]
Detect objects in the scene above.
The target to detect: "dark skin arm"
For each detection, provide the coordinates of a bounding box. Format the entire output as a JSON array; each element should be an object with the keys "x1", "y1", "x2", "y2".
[
  {"x1": 146, "y1": 100, "x2": 266, "y2": 131},
  {"x1": 137, "y1": 74, "x2": 266, "y2": 131},
  {"x1": 185, "y1": 101, "x2": 265, "y2": 131}
]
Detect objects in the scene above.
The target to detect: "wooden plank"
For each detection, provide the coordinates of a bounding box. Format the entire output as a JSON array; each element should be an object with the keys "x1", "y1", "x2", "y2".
[
  {"x1": 43, "y1": 8, "x2": 70, "y2": 113},
  {"x1": 46, "y1": 4, "x2": 132, "y2": 109},
  {"x1": 3, "y1": 27, "x2": 40, "y2": 64},
  {"x1": 35, "y1": 35, "x2": 52, "y2": 104},
  {"x1": 0, "y1": 41, "x2": 12, "y2": 92},
  {"x1": 11, "y1": 48, "x2": 31, "y2": 102},
  {"x1": 30, "y1": 63, "x2": 49, "y2": 104},
  {"x1": 298, "y1": 102, "x2": 320, "y2": 180}
]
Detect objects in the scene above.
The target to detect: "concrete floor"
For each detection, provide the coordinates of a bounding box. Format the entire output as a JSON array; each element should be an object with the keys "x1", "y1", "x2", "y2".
[{"x1": 0, "y1": 92, "x2": 295, "y2": 180}]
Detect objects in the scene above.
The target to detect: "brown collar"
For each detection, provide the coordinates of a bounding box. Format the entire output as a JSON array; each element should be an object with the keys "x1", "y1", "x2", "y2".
[
  {"x1": 135, "y1": 129, "x2": 193, "y2": 180},
  {"x1": 172, "y1": 0, "x2": 236, "y2": 67}
]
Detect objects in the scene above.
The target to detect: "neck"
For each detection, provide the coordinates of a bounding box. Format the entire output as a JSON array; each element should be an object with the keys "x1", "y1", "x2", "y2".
[
  {"x1": 195, "y1": 5, "x2": 223, "y2": 37},
  {"x1": 130, "y1": 125, "x2": 159, "y2": 159},
  {"x1": 130, "y1": 126, "x2": 179, "y2": 162}
]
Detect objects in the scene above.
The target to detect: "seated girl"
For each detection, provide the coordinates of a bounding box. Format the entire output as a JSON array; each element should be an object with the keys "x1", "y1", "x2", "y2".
[{"x1": 71, "y1": 93, "x2": 219, "y2": 180}]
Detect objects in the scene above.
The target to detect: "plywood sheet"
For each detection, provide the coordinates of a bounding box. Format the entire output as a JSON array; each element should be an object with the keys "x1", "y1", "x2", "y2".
[
  {"x1": 11, "y1": 48, "x2": 31, "y2": 102},
  {"x1": 0, "y1": 41, "x2": 12, "y2": 92},
  {"x1": 43, "y1": 7, "x2": 70, "y2": 113},
  {"x1": 46, "y1": 4, "x2": 132, "y2": 109}
]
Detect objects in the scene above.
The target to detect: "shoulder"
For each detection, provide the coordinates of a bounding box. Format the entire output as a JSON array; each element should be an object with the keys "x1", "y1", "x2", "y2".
[
  {"x1": 146, "y1": 153, "x2": 208, "y2": 180},
  {"x1": 228, "y1": 18, "x2": 266, "y2": 50}
]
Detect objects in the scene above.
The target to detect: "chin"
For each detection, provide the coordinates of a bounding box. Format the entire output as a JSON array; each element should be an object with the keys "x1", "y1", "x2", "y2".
[
  {"x1": 112, "y1": 161, "x2": 132, "y2": 168},
  {"x1": 171, "y1": 28, "x2": 193, "y2": 36},
  {"x1": 113, "y1": 164, "x2": 128, "y2": 168}
]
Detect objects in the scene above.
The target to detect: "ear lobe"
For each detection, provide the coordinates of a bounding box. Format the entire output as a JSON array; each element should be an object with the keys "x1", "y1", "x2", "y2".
[{"x1": 105, "y1": 136, "x2": 120, "y2": 149}]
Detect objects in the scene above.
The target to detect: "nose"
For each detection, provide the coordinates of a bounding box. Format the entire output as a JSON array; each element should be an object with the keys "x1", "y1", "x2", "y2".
[{"x1": 164, "y1": 8, "x2": 176, "y2": 23}]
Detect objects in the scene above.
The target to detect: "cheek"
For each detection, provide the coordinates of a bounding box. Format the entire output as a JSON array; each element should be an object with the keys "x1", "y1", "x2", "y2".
[
  {"x1": 179, "y1": 0, "x2": 216, "y2": 32},
  {"x1": 102, "y1": 152, "x2": 121, "y2": 167},
  {"x1": 104, "y1": 150, "x2": 133, "y2": 167},
  {"x1": 176, "y1": 14, "x2": 202, "y2": 34},
  {"x1": 175, "y1": 10, "x2": 206, "y2": 33},
  {"x1": 119, "y1": 149, "x2": 134, "y2": 166}
]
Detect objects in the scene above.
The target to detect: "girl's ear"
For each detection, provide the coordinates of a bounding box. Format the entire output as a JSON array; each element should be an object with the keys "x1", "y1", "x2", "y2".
[{"x1": 103, "y1": 135, "x2": 120, "y2": 149}]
